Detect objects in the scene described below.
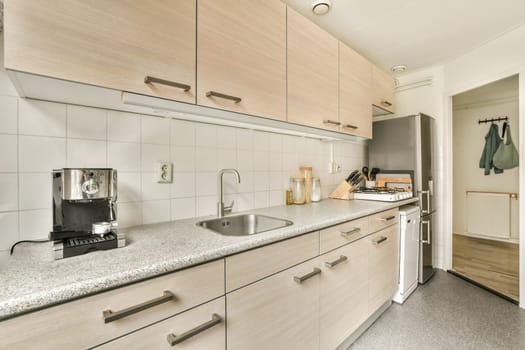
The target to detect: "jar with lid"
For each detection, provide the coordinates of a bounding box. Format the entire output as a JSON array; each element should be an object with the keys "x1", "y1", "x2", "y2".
[
  {"x1": 311, "y1": 177, "x2": 321, "y2": 202},
  {"x1": 291, "y1": 177, "x2": 306, "y2": 204},
  {"x1": 300, "y1": 166, "x2": 313, "y2": 204}
]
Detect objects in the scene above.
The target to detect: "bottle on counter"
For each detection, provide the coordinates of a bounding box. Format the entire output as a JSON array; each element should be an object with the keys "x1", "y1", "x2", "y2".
[
  {"x1": 311, "y1": 177, "x2": 321, "y2": 202},
  {"x1": 285, "y1": 188, "x2": 294, "y2": 205},
  {"x1": 291, "y1": 177, "x2": 306, "y2": 204},
  {"x1": 300, "y1": 166, "x2": 313, "y2": 204}
]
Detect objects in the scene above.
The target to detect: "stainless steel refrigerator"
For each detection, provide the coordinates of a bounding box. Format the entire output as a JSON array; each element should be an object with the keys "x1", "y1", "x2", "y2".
[{"x1": 369, "y1": 113, "x2": 436, "y2": 284}]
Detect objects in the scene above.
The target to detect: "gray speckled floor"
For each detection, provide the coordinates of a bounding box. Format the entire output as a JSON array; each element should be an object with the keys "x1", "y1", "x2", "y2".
[{"x1": 349, "y1": 271, "x2": 525, "y2": 350}]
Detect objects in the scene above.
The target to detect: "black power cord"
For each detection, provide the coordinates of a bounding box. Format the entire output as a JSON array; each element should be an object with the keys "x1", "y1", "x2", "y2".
[{"x1": 9, "y1": 240, "x2": 50, "y2": 255}]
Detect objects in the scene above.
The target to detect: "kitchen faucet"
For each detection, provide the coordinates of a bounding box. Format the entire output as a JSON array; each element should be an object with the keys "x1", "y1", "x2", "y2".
[{"x1": 217, "y1": 169, "x2": 241, "y2": 217}]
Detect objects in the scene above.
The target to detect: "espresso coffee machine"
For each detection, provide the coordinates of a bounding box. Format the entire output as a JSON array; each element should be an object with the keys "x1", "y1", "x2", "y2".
[{"x1": 51, "y1": 168, "x2": 125, "y2": 259}]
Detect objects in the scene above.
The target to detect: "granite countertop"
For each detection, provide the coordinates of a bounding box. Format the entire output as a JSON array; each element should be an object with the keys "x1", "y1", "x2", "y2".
[{"x1": 0, "y1": 198, "x2": 418, "y2": 320}]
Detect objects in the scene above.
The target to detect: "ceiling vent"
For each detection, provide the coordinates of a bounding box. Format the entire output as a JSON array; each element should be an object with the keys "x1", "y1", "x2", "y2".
[{"x1": 312, "y1": 0, "x2": 331, "y2": 15}]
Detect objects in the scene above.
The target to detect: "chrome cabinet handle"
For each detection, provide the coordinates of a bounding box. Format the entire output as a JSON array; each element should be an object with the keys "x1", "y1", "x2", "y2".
[
  {"x1": 343, "y1": 124, "x2": 358, "y2": 130},
  {"x1": 381, "y1": 100, "x2": 393, "y2": 107},
  {"x1": 144, "y1": 76, "x2": 191, "y2": 92},
  {"x1": 166, "y1": 314, "x2": 222, "y2": 346},
  {"x1": 102, "y1": 290, "x2": 175, "y2": 323},
  {"x1": 325, "y1": 255, "x2": 348, "y2": 268},
  {"x1": 421, "y1": 220, "x2": 431, "y2": 244},
  {"x1": 323, "y1": 120, "x2": 341, "y2": 126},
  {"x1": 380, "y1": 215, "x2": 396, "y2": 222},
  {"x1": 373, "y1": 236, "x2": 388, "y2": 245},
  {"x1": 340, "y1": 227, "x2": 360, "y2": 238},
  {"x1": 294, "y1": 267, "x2": 322, "y2": 284},
  {"x1": 206, "y1": 91, "x2": 242, "y2": 103}
]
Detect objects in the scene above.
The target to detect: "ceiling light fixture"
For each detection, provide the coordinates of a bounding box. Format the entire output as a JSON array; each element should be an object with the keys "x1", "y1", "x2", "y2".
[
  {"x1": 391, "y1": 65, "x2": 407, "y2": 73},
  {"x1": 312, "y1": 0, "x2": 331, "y2": 15}
]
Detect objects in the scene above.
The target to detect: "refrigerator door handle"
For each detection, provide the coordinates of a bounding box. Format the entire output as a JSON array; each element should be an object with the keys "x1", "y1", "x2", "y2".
[
  {"x1": 420, "y1": 190, "x2": 430, "y2": 214},
  {"x1": 421, "y1": 220, "x2": 430, "y2": 244}
]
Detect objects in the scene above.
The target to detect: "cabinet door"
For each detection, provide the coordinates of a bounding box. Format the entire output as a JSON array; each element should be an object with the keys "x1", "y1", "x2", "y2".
[
  {"x1": 287, "y1": 8, "x2": 339, "y2": 131},
  {"x1": 98, "y1": 297, "x2": 225, "y2": 350},
  {"x1": 197, "y1": 0, "x2": 286, "y2": 120},
  {"x1": 368, "y1": 224, "x2": 399, "y2": 315},
  {"x1": 339, "y1": 43, "x2": 373, "y2": 138},
  {"x1": 4, "y1": 0, "x2": 196, "y2": 103},
  {"x1": 227, "y1": 258, "x2": 320, "y2": 350},
  {"x1": 371, "y1": 65, "x2": 396, "y2": 113},
  {"x1": 320, "y1": 238, "x2": 368, "y2": 350}
]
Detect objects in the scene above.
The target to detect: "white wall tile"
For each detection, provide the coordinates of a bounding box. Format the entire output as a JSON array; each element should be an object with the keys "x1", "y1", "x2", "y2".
[
  {"x1": 195, "y1": 147, "x2": 217, "y2": 172},
  {"x1": 19, "y1": 99, "x2": 66, "y2": 137},
  {"x1": 172, "y1": 146, "x2": 195, "y2": 172},
  {"x1": 142, "y1": 199, "x2": 170, "y2": 224},
  {"x1": 0, "y1": 95, "x2": 18, "y2": 134},
  {"x1": 254, "y1": 191, "x2": 269, "y2": 209},
  {"x1": 171, "y1": 172, "x2": 195, "y2": 198},
  {"x1": 19, "y1": 136, "x2": 66, "y2": 172},
  {"x1": 67, "y1": 139, "x2": 106, "y2": 168},
  {"x1": 236, "y1": 129, "x2": 253, "y2": 150},
  {"x1": 0, "y1": 134, "x2": 18, "y2": 172},
  {"x1": 0, "y1": 174, "x2": 17, "y2": 212},
  {"x1": 269, "y1": 190, "x2": 284, "y2": 206},
  {"x1": 269, "y1": 172, "x2": 283, "y2": 190},
  {"x1": 171, "y1": 198, "x2": 196, "y2": 220},
  {"x1": 282, "y1": 135, "x2": 298, "y2": 153},
  {"x1": 196, "y1": 196, "x2": 215, "y2": 217},
  {"x1": 269, "y1": 152, "x2": 283, "y2": 172},
  {"x1": 196, "y1": 172, "x2": 217, "y2": 196},
  {"x1": 232, "y1": 192, "x2": 254, "y2": 211},
  {"x1": 19, "y1": 209, "x2": 51, "y2": 240},
  {"x1": 282, "y1": 152, "x2": 297, "y2": 172},
  {"x1": 253, "y1": 151, "x2": 269, "y2": 172},
  {"x1": 19, "y1": 173, "x2": 51, "y2": 210},
  {"x1": 141, "y1": 116, "x2": 170, "y2": 145},
  {"x1": 118, "y1": 202, "x2": 142, "y2": 228},
  {"x1": 171, "y1": 119, "x2": 195, "y2": 146},
  {"x1": 107, "y1": 111, "x2": 141, "y2": 142},
  {"x1": 253, "y1": 131, "x2": 270, "y2": 151},
  {"x1": 141, "y1": 173, "x2": 171, "y2": 200},
  {"x1": 108, "y1": 142, "x2": 141, "y2": 172},
  {"x1": 141, "y1": 144, "x2": 169, "y2": 172},
  {"x1": 237, "y1": 150, "x2": 253, "y2": 171},
  {"x1": 217, "y1": 126, "x2": 236, "y2": 149},
  {"x1": 67, "y1": 105, "x2": 107, "y2": 140},
  {"x1": 117, "y1": 172, "x2": 141, "y2": 203},
  {"x1": 253, "y1": 172, "x2": 269, "y2": 192},
  {"x1": 0, "y1": 212, "x2": 19, "y2": 250},
  {"x1": 237, "y1": 171, "x2": 253, "y2": 193},
  {"x1": 196, "y1": 124, "x2": 217, "y2": 148},
  {"x1": 268, "y1": 133, "x2": 283, "y2": 152},
  {"x1": 217, "y1": 149, "x2": 236, "y2": 170}
]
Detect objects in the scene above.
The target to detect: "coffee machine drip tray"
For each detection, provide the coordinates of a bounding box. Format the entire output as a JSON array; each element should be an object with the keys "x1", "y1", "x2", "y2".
[{"x1": 53, "y1": 232, "x2": 125, "y2": 260}]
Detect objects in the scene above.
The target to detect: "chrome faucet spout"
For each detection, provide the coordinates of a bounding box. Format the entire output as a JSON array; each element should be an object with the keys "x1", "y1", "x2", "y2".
[{"x1": 217, "y1": 169, "x2": 241, "y2": 217}]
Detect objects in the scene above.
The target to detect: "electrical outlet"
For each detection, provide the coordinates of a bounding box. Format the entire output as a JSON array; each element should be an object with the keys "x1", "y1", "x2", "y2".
[
  {"x1": 328, "y1": 162, "x2": 341, "y2": 174},
  {"x1": 157, "y1": 162, "x2": 173, "y2": 183}
]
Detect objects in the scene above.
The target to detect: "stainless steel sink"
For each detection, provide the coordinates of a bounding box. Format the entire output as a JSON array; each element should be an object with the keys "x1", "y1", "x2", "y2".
[{"x1": 197, "y1": 214, "x2": 293, "y2": 236}]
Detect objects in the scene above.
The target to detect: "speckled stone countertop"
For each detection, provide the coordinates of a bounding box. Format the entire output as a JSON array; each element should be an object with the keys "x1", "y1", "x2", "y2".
[{"x1": 0, "y1": 198, "x2": 418, "y2": 320}]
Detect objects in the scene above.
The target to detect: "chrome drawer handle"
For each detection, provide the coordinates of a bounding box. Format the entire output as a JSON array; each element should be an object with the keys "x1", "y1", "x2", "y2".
[
  {"x1": 373, "y1": 236, "x2": 388, "y2": 245},
  {"x1": 380, "y1": 215, "x2": 396, "y2": 222},
  {"x1": 166, "y1": 314, "x2": 222, "y2": 346},
  {"x1": 102, "y1": 290, "x2": 175, "y2": 323},
  {"x1": 325, "y1": 255, "x2": 348, "y2": 268},
  {"x1": 323, "y1": 120, "x2": 341, "y2": 126},
  {"x1": 144, "y1": 76, "x2": 191, "y2": 92},
  {"x1": 343, "y1": 124, "x2": 358, "y2": 130},
  {"x1": 294, "y1": 267, "x2": 322, "y2": 284},
  {"x1": 206, "y1": 91, "x2": 242, "y2": 103},
  {"x1": 381, "y1": 100, "x2": 393, "y2": 107},
  {"x1": 340, "y1": 227, "x2": 360, "y2": 238}
]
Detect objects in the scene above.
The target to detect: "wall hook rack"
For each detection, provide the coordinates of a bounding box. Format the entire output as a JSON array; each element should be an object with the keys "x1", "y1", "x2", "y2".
[{"x1": 478, "y1": 116, "x2": 508, "y2": 124}]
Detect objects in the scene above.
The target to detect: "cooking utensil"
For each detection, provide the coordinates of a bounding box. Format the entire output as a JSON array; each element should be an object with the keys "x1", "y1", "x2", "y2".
[
  {"x1": 370, "y1": 167, "x2": 380, "y2": 181},
  {"x1": 349, "y1": 171, "x2": 361, "y2": 184},
  {"x1": 351, "y1": 175, "x2": 363, "y2": 186},
  {"x1": 362, "y1": 166, "x2": 369, "y2": 181}
]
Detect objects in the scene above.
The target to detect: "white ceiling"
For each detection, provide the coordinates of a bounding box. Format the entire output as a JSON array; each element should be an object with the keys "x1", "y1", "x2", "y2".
[{"x1": 283, "y1": 0, "x2": 525, "y2": 75}]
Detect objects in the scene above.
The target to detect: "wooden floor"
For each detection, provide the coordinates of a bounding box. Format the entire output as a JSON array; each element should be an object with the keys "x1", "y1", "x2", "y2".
[{"x1": 452, "y1": 234, "x2": 519, "y2": 301}]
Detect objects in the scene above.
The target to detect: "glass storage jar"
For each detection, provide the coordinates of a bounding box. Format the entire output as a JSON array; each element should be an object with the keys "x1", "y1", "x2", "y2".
[
  {"x1": 311, "y1": 177, "x2": 321, "y2": 202},
  {"x1": 291, "y1": 177, "x2": 306, "y2": 204}
]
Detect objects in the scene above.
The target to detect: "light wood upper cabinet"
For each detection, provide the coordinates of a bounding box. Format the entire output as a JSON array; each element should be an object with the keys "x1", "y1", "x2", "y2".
[
  {"x1": 4, "y1": 0, "x2": 196, "y2": 103},
  {"x1": 372, "y1": 65, "x2": 396, "y2": 114},
  {"x1": 287, "y1": 8, "x2": 339, "y2": 131},
  {"x1": 339, "y1": 43, "x2": 373, "y2": 138},
  {"x1": 197, "y1": 0, "x2": 286, "y2": 120}
]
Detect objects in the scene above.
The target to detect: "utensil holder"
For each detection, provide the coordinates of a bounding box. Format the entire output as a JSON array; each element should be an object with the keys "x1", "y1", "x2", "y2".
[{"x1": 329, "y1": 181, "x2": 355, "y2": 200}]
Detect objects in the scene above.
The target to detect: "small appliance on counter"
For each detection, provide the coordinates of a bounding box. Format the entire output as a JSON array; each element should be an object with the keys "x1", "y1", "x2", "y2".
[
  {"x1": 51, "y1": 168, "x2": 125, "y2": 260},
  {"x1": 353, "y1": 171, "x2": 414, "y2": 202}
]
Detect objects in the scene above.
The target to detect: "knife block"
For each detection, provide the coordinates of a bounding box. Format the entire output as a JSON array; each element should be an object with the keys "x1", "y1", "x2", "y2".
[{"x1": 329, "y1": 181, "x2": 355, "y2": 200}]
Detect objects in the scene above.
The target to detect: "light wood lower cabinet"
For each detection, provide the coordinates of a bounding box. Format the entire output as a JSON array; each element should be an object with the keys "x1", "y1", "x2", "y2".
[
  {"x1": 319, "y1": 238, "x2": 368, "y2": 350},
  {"x1": 226, "y1": 258, "x2": 321, "y2": 350},
  {"x1": 320, "y1": 216, "x2": 369, "y2": 254},
  {"x1": 96, "y1": 297, "x2": 226, "y2": 350}
]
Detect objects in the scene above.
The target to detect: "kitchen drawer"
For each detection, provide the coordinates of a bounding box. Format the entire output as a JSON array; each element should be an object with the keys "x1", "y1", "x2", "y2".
[
  {"x1": 368, "y1": 208, "x2": 399, "y2": 233},
  {"x1": 368, "y1": 224, "x2": 399, "y2": 314},
  {"x1": 0, "y1": 260, "x2": 224, "y2": 350},
  {"x1": 97, "y1": 297, "x2": 225, "y2": 350},
  {"x1": 320, "y1": 216, "x2": 369, "y2": 253},
  {"x1": 225, "y1": 231, "x2": 319, "y2": 292}
]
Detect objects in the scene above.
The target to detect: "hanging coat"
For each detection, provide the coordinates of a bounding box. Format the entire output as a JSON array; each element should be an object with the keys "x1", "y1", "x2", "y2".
[{"x1": 479, "y1": 123, "x2": 504, "y2": 175}]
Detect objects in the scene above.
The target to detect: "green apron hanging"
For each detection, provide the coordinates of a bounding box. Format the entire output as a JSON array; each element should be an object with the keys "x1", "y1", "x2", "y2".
[{"x1": 493, "y1": 125, "x2": 519, "y2": 169}]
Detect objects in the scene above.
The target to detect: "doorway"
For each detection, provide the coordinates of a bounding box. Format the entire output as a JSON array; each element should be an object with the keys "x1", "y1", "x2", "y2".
[{"x1": 451, "y1": 75, "x2": 520, "y2": 302}]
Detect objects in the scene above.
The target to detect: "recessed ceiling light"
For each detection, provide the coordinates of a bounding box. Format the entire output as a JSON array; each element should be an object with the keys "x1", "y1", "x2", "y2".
[
  {"x1": 391, "y1": 65, "x2": 407, "y2": 73},
  {"x1": 312, "y1": 0, "x2": 331, "y2": 15}
]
